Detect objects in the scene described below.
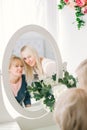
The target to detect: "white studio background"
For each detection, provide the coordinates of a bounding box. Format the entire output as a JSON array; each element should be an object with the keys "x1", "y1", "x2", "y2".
[
  {"x1": 1, "y1": 0, "x2": 87, "y2": 76},
  {"x1": 0, "y1": 0, "x2": 59, "y2": 70},
  {"x1": 57, "y1": 4, "x2": 87, "y2": 75},
  {"x1": 0, "y1": 1, "x2": 59, "y2": 129}
]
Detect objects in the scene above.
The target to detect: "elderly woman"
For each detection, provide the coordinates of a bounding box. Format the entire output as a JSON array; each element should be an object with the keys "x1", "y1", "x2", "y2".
[
  {"x1": 9, "y1": 55, "x2": 31, "y2": 107},
  {"x1": 75, "y1": 59, "x2": 87, "y2": 90},
  {"x1": 54, "y1": 59, "x2": 87, "y2": 130},
  {"x1": 54, "y1": 88, "x2": 87, "y2": 130}
]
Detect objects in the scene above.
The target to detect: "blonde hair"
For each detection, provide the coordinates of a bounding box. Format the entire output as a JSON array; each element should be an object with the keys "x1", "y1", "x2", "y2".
[
  {"x1": 20, "y1": 45, "x2": 43, "y2": 83},
  {"x1": 9, "y1": 55, "x2": 24, "y2": 69},
  {"x1": 54, "y1": 88, "x2": 87, "y2": 130},
  {"x1": 76, "y1": 59, "x2": 87, "y2": 89}
]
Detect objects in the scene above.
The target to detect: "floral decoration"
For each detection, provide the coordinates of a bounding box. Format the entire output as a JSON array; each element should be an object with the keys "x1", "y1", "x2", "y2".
[
  {"x1": 58, "y1": 0, "x2": 87, "y2": 29},
  {"x1": 58, "y1": 70, "x2": 77, "y2": 88},
  {"x1": 27, "y1": 71, "x2": 77, "y2": 112}
]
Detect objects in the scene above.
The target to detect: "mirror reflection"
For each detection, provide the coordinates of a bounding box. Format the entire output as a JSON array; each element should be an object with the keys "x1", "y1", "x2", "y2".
[
  {"x1": 9, "y1": 55, "x2": 31, "y2": 107},
  {"x1": 8, "y1": 31, "x2": 57, "y2": 110}
]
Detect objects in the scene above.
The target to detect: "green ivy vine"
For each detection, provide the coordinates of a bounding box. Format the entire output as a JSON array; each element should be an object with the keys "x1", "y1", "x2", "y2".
[{"x1": 27, "y1": 71, "x2": 77, "y2": 112}]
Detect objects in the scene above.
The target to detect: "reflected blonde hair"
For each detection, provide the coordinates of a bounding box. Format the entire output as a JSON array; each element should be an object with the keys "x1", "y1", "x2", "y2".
[
  {"x1": 54, "y1": 88, "x2": 87, "y2": 130},
  {"x1": 76, "y1": 59, "x2": 87, "y2": 89},
  {"x1": 9, "y1": 55, "x2": 24, "y2": 69},
  {"x1": 20, "y1": 45, "x2": 43, "y2": 83}
]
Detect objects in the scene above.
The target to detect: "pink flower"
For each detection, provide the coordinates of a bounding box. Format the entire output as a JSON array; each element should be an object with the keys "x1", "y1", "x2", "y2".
[
  {"x1": 82, "y1": 0, "x2": 87, "y2": 3},
  {"x1": 64, "y1": 0, "x2": 69, "y2": 4},
  {"x1": 82, "y1": 6, "x2": 87, "y2": 14},
  {"x1": 75, "y1": 0, "x2": 85, "y2": 7},
  {"x1": 68, "y1": 1, "x2": 76, "y2": 8}
]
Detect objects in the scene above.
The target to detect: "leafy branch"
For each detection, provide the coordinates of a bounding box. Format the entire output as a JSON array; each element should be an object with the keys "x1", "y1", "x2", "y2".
[
  {"x1": 58, "y1": 0, "x2": 66, "y2": 9},
  {"x1": 58, "y1": 0, "x2": 86, "y2": 29},
  {"x1": 27, "y1": 71, "x2": 77, "y2": 112},
  {"x1": 28, "y1": 80, "x2": 55, "y2": 112},
  {"x1": 58, "y1": 71, "x2": 77, "y2": 88},
  {"x1": 75, "y1": 6, "x2": 85, "y2": 29}
]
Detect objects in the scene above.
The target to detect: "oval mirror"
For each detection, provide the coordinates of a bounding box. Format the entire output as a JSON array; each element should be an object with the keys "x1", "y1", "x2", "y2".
[{"x1": 2, "y1": 25, "x2": 63, "y2": 119}]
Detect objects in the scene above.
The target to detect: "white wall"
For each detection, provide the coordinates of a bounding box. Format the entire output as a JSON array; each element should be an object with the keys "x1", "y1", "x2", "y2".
[{"x1": 58, "y1": 7, "x2": 87, "y2": 75}]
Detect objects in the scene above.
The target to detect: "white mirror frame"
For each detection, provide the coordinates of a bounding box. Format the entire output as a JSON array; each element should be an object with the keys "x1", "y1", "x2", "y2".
[{"x1": 2, "y1": 25, "x2": 63, "y2": 119}]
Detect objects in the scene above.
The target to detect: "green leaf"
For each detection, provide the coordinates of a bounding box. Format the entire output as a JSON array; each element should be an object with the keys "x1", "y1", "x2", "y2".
[
  {"x1": 33, "y1": 93, "x2": 43, "y2": 100},
  {"x1": 58, "y1": 78, "x2": 63, "y2": 83},
  {"x1": 58, "y1": 4, "x2": 64, "y2": 9},
  {"x1": 58, "y1": 71, "x2": 77, "y2": 88},
  {"x1": 34, "y1": 81, "x2": 42, "y2": 88},
  {"x1": 75, "y1": 12, "x2": 83, "y2": 17},
  {"x1": 52, "y1": 73, "x2": 56, "y2": 81},
  {"x1": 75, "y1": 6, "x2": 81, "y2": 12},
  {"x1": 64, "y1": 71, "x2": 69, "y2": 77},
  {"x1": 42, "y1": 92, "x2": 55, "y2": 112},
  {"x1": 58, "y1": 0, "x2": 66, "y2": 9},
  {"x1": 76, "y1": 18, "x2": 81, "y2": 22}
]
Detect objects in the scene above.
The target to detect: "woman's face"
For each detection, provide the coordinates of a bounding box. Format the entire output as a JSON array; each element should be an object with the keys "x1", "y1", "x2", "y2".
[
  {"x1": 21, "y1": 50, "x2": 36, "y2": 67},
  {"x1": 9, "y1": 59, "x2": 24, "y2": 77}
]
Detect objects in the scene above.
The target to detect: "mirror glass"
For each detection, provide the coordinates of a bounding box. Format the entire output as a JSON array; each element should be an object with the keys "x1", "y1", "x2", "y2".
[
  {"x1": 12, "y1": 31, "x2": 56, "y2": 108},
  {"x1": 2, "y1": 25, "x2": 63, "y2": 119}
]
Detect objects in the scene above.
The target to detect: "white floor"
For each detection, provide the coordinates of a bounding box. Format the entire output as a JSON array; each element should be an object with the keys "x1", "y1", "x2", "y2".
[
  {"x1": 33, "y1": 125, "x2": 58, "y2": 130},
  {"x1": 0, "y1": 122, "x2": 59, "y2": 130},
  {"x1": 0, "y1": 122, "x2": 21, "y2": 130}
]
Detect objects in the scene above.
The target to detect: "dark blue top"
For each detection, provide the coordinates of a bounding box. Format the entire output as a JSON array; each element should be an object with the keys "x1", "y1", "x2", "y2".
[{"x1": 15, "y1": 75, "x2": 31, "y2": 106}]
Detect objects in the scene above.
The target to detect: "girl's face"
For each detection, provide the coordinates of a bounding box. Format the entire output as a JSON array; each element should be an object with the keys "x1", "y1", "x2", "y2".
[
  {"x1": 9, "y1": 59, "x2": 24, "y2": 77},
  {"x1": 21, "y1": 50, "x2": 36, "y2": 67}
]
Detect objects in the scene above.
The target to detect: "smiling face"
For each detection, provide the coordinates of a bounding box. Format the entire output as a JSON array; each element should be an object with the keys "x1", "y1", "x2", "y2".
[
  {"x1": 21, "y1": 48, "x2": 36, "y2": 67},
  {"x1": 9, "y1": 59, "x2": 24, "y2": 77}
]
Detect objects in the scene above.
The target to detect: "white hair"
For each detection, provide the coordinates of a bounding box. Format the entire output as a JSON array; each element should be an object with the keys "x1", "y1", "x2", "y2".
[
  {"x1": 54, "y1": 88, "x2": 87, "y2": 130},
  {"x1": 76, "y1": 59, "x2": 87, "y2": 89}
]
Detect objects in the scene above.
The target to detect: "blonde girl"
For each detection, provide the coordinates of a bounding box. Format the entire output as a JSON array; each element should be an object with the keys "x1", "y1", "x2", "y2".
[{"x1": 20, "y1": 45, "x2": 56, "y2": 83}]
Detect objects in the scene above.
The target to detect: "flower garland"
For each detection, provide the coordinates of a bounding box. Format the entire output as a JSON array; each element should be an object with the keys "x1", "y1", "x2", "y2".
[
  {"x1": 58, "y1": 0, "x2": 87, "y2": 29},
  {"x1": 27, "y1": 71, "x2": 77, "y2": 112}
]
